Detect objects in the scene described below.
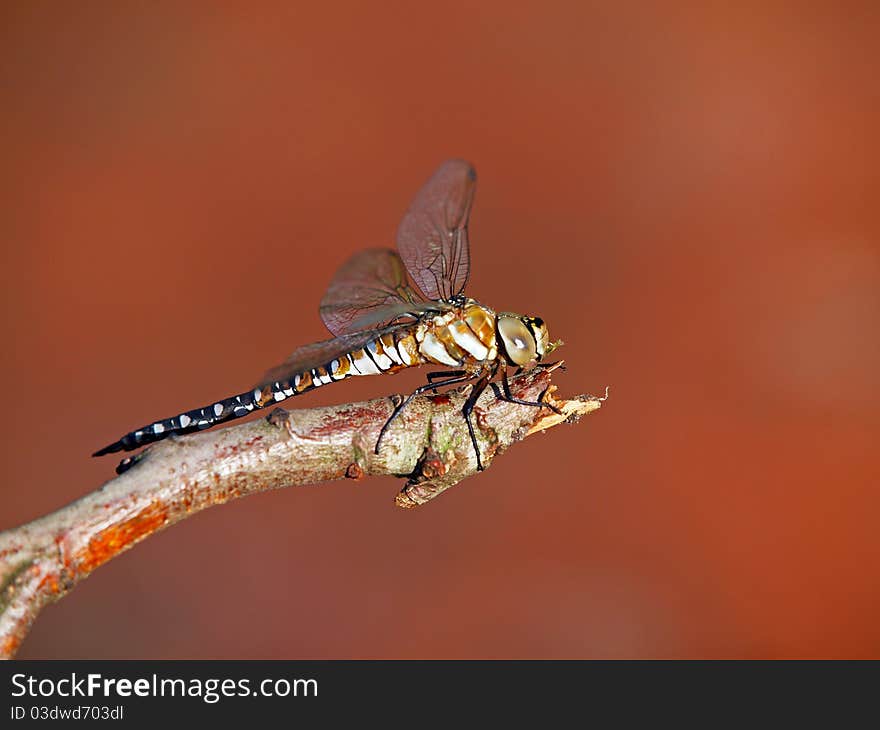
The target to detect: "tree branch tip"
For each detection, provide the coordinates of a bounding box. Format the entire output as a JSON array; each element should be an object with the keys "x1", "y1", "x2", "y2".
[{"x1": 525, "y1": 390, "x2": 605, "y2": 436}]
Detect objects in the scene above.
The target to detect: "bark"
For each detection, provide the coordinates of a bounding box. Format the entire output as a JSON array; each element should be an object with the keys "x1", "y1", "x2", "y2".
[{"x1": 0, "y1": 365, "x2": 604, "y2": 658}]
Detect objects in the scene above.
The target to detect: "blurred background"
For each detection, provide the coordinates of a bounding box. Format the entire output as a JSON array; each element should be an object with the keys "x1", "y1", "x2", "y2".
[{"x1": 2, "y1": 2, "x2": 877, "y2": 658}]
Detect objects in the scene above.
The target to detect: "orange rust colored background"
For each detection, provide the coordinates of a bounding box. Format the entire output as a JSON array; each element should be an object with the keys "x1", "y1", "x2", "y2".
[{"x1": 2, "y1": 3, "x2": 878, "y2": 658}]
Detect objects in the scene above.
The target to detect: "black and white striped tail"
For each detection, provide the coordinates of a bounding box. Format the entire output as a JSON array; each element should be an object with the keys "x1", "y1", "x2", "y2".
[
  {"x1": 92, "y1": 383, "x2": 302, "y2": 457},
  {"x1": 93, "y1": 327, "x2": 426, "y2": 458}
]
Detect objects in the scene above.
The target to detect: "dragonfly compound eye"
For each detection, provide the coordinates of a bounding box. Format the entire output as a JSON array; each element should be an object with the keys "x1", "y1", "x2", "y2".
[
  {"x1": 528, "y1": 317, "x2": 551, "y2": 359},
  {"x1": 498, "y1": 316, "x2": 538, "y2": 366}
]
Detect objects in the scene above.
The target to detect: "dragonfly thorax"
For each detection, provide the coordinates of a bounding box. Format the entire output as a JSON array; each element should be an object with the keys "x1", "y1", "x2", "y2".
[
  {"x1": 415, "y1": 300, "x2": 551, "y2": 370},
  {"x1": 416, "y1": 301, "x2": 498, "y2": 369}
]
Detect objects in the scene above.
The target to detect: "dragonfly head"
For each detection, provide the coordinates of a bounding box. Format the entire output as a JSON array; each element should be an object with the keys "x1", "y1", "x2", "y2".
[{"x1": 497, "y1": 314, "x2": 552, "y2": 366}]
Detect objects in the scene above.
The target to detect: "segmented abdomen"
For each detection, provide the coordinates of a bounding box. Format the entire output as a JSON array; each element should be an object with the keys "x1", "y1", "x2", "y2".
[{"x1": 92, "y1": 330, "x2": 425, "y2": 457}]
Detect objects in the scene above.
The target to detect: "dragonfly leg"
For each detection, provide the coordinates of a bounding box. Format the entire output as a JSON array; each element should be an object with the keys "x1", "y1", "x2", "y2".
[
  {"x1": 374, "y1": 373, "x2": 474, "y2": 455},
  {"x1": 461, "y1": 375, "x2": 492, "y2": 471},
  {"x1": 426, "y1": 369, "x2": 466, "y2": 393},
  {"x1": 495, "y1": 367, "x2": 563, "y2": 415}
]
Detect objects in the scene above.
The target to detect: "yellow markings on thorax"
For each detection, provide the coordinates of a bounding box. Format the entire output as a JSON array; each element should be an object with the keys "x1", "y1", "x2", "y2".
[
  {"x1": 420, "y1": 331, "x2": 461, "y2": 367},
  {"x1": 464, "y1": 305, "x2": 496, "y2": 348},
  {"x1": 417, "y1": 304, "x2": 498, "y2": 367},
  {"x1": 449, "y1": 320, "x2": 489, "y2": 361}
]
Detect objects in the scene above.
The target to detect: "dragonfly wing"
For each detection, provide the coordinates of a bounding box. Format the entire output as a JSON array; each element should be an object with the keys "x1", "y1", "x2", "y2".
[
  {"x1": 339, "y1": 299, "x2": 447, "y2": 334},
  {"x1": 320, "y1": 248, "x2": 427, "y2": 336},
  {"x1": 396, "y1": 159, "x2": 476, "y2": 301},
  {"x1": 257, "y1": 322, "x2": 415, "y2": 387}
]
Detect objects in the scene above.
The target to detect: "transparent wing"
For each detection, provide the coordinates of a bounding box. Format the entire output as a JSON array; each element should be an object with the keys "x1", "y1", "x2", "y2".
[
  {"x1": 335, "y1": 299, "x2": 447, "y2": 336},
  {"x1": 396, "y1": 159, "x2": 476, "y2": 301},
  {"x1": 320, "y1": 248, "x2": 428, "y2": 337},
  {"x1": 258, "y1": 322, "x2": 415, "y2": 387}
]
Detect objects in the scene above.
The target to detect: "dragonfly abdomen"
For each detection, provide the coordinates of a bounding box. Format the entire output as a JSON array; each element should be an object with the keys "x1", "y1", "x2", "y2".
[
  {"x1": 92, "y1": 390, "x2": 265, "y2": 456},
  {"x1": 92, "y1": 331, "x2": 426, "y2": 457}
]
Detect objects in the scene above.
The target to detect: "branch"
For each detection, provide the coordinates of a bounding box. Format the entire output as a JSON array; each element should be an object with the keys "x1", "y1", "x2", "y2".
[{"x1": 0, "y1": 365, "x2": 604, "y2": 658}]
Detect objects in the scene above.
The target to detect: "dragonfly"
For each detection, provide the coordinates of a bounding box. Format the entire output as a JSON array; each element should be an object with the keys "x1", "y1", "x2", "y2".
[{"x1": 94, "y1": 159, "x2": 558, "y2": 471}]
